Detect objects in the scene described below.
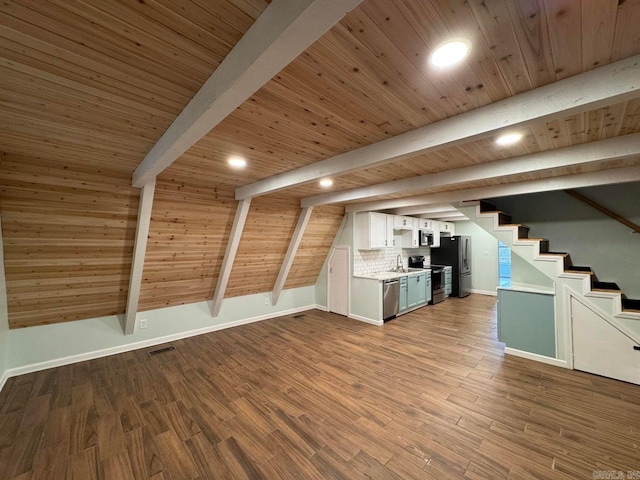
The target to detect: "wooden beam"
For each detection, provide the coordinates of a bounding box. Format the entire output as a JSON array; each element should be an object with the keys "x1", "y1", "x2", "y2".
[
  {"x1": 565, "y1": 190, "x2": 640, "y2": 234},
  {"x1": 344, "y1": 166, "x2": 640, "y2": 212},
  {"x1": 389, "y1": 204, "x2": 463, "y2": 216},
  {"x1": 123, "y1": 179, "x2": 156, "y2": 335},
  {"x1": 132, "y1": 0, "x2": 363, "y2": 187},
  {"x1": 237, "y1": 54, "x2": 640, "y2": 199},
  {"x1": 302, "y1": 133, "x2": 640, "y2": 207},
  {"x1": 272, "y1": 206, "x2": 313, "y2": 305},
  {"x1": 212, "y1": 199, "x2": 252, "y2": 317}
]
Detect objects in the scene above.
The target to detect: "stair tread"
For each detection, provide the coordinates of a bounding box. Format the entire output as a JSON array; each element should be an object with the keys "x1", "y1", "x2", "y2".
[
  {"x1": 622, "y1": 308, "x2": 640, "y2": 314},
  {"x1": 564, "y1": 269, "x2": 594, "y2": 275},
  {"x1": 540, "y1": 252, "x2": 569, "y2": 257},
  {"x1": 591, "y1": 288, "x2": 621, "y2": 292}
]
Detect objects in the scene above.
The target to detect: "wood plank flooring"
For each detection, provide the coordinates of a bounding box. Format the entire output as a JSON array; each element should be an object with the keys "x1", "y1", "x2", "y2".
[{"x1": 1, "y1": 294, "x2": 639, "y2": 479}]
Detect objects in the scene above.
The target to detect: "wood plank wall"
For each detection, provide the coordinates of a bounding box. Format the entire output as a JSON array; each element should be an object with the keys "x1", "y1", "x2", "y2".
[
  {"x1": 0, "y1": 154, "x2": 139, "y2": 328},
  {"x1": 139, "y1": 180, "x2": 345, "y2": 311},
  {"x1": 0, "y1": 158, "x2": 344, "y2": 328}
]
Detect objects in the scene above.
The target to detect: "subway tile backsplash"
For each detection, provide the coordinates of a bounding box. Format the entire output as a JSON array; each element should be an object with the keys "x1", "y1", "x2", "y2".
[{"x1": 353, "y1": 235, "x2": 430, "y2": 276}]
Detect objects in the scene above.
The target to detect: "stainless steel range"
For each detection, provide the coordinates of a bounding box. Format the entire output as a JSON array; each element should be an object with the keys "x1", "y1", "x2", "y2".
[{"x1": 408, "y1": 256, "x2": 446, "y2": 304}]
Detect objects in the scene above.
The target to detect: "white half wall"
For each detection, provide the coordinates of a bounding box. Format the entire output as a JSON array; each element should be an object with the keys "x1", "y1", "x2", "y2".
[
  {"x1": 4, "y1": 286, "x2": 317, "y2": 385},
  {"x1": 454, "y1": 221, "x2": 499, "y2": 295}
]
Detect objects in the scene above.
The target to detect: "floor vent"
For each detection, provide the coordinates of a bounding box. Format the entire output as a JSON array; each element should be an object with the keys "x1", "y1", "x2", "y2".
[
  {"x1": 293, "y1": 314, "x2": 306, "y2": 319},
  {"x1": 148, "y1": 346, "x2": 175, "y2": 356}
]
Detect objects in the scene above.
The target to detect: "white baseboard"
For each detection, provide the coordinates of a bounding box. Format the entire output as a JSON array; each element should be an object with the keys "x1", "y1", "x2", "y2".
[
  {"x1": 348, "y1": 313, "x2": 383, "y2": 326},
  {"x1": 313, "y1": 304, "x2": 328, "y2": 312},
  {"x1": 504, "y1": 347, "x2": 568, "y2": 368},
  {"x1": 3, "y1": 304, "x2": 319, "y2": 383},
  {"x1": 469, "y1": 289, "x2": 497, "y2": 297}
]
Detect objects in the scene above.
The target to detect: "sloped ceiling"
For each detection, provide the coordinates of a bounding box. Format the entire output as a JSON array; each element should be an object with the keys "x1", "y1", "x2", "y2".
[{"x1": 1, "y1": 0, "x2": 640, "y2": 327}]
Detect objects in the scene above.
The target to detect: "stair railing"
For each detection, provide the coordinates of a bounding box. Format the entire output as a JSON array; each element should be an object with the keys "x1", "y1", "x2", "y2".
[{"x1": 565, "y1": 190, "x2": 640, "y2": 235}]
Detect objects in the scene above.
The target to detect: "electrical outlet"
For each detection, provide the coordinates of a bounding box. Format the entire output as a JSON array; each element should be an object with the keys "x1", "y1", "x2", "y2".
[
  {"x1": 139, "y1": 318, "x2": 148, "y2": 329},
  {"x1": 264, "y1": 295, "x2": 270, "y2": 305}
]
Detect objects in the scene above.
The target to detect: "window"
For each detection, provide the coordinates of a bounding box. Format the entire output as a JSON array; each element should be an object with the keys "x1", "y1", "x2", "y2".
[{"x1": 498, "y1": 241, "x2": 511, "y2": 288}]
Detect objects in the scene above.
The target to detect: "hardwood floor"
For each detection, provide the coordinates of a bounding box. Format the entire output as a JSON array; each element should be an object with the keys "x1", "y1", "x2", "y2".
[{"x1": 1, "y1": 294, "x2": 639, "y2": 479}]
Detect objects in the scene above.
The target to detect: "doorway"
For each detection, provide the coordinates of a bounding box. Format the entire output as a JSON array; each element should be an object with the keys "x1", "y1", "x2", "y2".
[{"x1": 328, "y1": 246, "x2": 349, "y2": 316}]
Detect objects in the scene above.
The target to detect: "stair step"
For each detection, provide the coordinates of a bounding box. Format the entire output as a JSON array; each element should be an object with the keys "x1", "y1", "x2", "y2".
[
  {"x1": 539, "y1": 252, "x2": 571, "y2": 269},
  {"x1": 566, "y1": 266, "x2": 592, "y2": 273},
  {"x1": 499, "y1": 223, "x2": 529, "y2": 237},
  {"x1": 479, "y1": 200, "x2": 497, "y2": 212},
  {"x1": 622, "y1": 298, "x2": 640, "y2": 311},
  {"x1": 593, "y1": 281, "x2": 620, "y2": 291}
]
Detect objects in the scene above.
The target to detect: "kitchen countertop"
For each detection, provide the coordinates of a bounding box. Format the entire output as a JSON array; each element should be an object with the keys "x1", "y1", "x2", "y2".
[{"x1": 356, "y1": 268, "x2": 431, "y2": 281}]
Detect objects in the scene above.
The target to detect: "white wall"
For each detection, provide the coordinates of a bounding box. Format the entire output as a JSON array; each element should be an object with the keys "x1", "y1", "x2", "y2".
[
  {"x1": 4, "y1": 285, "x2": 317, "y2": 385},
  {"x1": 454, "y1": 221, "x2": 499, "y2": 295},
  {"x1": 0, "y1": 214, "x2": 9, "y2": 388},
  {"x1": 489, "y1": 183, "x2": 640, "y2": 297},
  {"x1": 511, "y1": 252, "x2": 554, "y2": 289}
]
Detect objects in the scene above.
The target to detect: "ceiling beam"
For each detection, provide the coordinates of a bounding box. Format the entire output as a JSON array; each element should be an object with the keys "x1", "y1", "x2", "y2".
[
  {"x1": 132, "y1": 0, "x2": 363, "y2": 188},
  {"x1": 272, "y1": 206, "x2": 313, "y2": 306},
  {"x1": 123, "y1": 179, "x2": 156, "y2": 335},
  {"x1": 389, "y1": 203, "x2": 457, "y2": 216},
  {"x1": 236, "y1": 54, "x2": 640, "y2": 200},
  {"x1": 212, "y1": 199, "x2": 252, "y2": 317},
  {"x1": 344, "y1": 166, "x2": 640, "y2": 212},
  {"x1": 301, "y1": 133, "x2": 640, "y2": 207}
]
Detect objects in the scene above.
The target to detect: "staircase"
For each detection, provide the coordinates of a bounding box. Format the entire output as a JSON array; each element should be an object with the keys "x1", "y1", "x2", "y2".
[
  {"x1": 459, "y1": 201, "x2": 640, "y2": 384},
  {"x1": 460, "y1": 201, "x2": 640, "y2": 320}
]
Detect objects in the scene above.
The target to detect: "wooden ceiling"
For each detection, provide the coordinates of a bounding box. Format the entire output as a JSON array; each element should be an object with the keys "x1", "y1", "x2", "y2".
[{"x1": 1, "y1": 0, "x2": 640, "y2": 328}]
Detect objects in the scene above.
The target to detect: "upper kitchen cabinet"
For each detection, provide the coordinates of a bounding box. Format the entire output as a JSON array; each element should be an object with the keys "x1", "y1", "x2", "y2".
[
  {"x1": 417, "y1": 219, "x2": 434, "y2": 231},
  {"x1": 440, "y1": 222, "x2": 455, "y2": 236},
  {"x1": 394, "y1": 216, "x2": 414, "y2": 230},
  {"x1": 431, "y1": 220, "x2": 441, "y2": 248},
  {"x1": 356, "y1": 212, "x2": 394, "y2": 250}
]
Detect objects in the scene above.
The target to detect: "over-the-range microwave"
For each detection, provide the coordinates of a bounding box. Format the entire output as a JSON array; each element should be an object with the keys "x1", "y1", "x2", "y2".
[{"x1": 419, "y1": 230, "x2": 434, "y2": 246}]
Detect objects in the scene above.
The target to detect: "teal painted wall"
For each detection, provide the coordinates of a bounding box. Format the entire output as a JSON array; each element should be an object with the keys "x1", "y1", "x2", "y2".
[
  {"x1": 489, "y1": 182, "x2": 640, "y2": 297},
  {"x1": 498, "y1": 289, "x2": 556, "y2": 358}
]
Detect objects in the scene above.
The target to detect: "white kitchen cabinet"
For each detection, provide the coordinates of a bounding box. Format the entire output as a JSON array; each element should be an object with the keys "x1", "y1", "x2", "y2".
[
  {"x1": 401, "y1": 218, "x2": 420, "y2": 248},
  {"x1": 431, "y1": 220, "x2": 441, "y2": 248},
  {"x1": 394, "y1": 215, "x2": 414, "y2": 230},
  {"x1": 417, "y1": 218, "x2": 433, "y2": 231},
  {"x1": 440, "y1": 221, "x2": 455, "y2": 236},
  {"x1": 356, "y1": 212, "x2": 394, "y2": 250}
]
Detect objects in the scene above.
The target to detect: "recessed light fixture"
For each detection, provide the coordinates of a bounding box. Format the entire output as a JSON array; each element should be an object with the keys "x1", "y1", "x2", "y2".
[
  {"x1": 319, "y1": 178, "x2": 333, "y2": 188},
  {"x1": 429, "y1": 39, "x2": 471, "y2": 68},
  {"x1": 495, "y1": 132, "x2": 524, "y2": 146},
  {"x1": 228, "y1": 156, "x2": 247, "y2": 169}
]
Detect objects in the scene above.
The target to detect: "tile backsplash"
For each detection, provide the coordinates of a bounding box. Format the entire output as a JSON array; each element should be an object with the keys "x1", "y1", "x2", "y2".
[{"x1": 353, "y1": 234, "x2": 430, "y2": 276}]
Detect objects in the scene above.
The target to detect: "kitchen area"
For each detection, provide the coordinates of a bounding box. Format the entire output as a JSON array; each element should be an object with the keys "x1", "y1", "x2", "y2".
[{"x1": 345, "y1": 211, "x2": 471, "y2": 324}]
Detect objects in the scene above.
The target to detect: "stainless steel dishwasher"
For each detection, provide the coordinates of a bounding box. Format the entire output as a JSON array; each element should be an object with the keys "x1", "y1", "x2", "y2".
[{"x1": 383, "y1": 278, "x2": 399, "y2": 320}]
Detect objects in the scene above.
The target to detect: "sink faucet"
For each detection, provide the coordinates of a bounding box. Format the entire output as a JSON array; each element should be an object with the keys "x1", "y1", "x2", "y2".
[{"x1": 396, "y1": 254, "x2": 403, "y2": 272}]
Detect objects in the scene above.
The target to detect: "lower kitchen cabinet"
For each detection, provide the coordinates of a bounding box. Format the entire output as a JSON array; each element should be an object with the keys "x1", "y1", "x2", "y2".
[
  {"x1": 425, "y1": 274, "x2": 432, "y2": 304},
  {"x1": 407, "y1": 273, "x2": 427, "y2": 309},
  {"x1": 399, "y1": 276, "x2": 408, "y2": 313},
  {"x1": 444, "y1": 266, "x2": 452, "y2": 297}
]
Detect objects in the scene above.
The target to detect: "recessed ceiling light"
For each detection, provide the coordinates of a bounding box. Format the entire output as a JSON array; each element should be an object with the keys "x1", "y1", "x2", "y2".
[
  {"x1": 228, "y1": 156, "x2": 247, "y2": 169},
  {"x1": 319, "y1": 178, "x2": 333, "y2": 188},
  {"x1": 429, "y1": 39, "x2": 471, "y2": 68},
  {"x1": 495, "y1": 132, "x2": 524, "y2": 146}
]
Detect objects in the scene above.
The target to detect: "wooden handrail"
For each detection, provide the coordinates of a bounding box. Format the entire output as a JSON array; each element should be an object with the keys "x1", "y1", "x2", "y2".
[{"x1": 566, "y1": 190, "x2": 640, "y2": 234}]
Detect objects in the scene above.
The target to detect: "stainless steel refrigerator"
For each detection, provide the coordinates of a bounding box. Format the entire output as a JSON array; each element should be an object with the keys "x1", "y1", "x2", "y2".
[{"x1": 430, "y1": 235, "x2": 472, "y2": 297}]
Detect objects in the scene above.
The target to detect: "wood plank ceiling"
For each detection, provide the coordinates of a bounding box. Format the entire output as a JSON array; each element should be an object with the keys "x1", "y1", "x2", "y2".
[{"x1": 1, "y1": 0, "x2": 640, "y2": 328}]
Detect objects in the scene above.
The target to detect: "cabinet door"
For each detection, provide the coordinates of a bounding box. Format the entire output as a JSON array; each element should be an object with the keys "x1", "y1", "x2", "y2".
[
  {"x1": 416, "y1": 273, "x2": 427, "y2": 305},
  {"x1": 407, "y1": 274, "x2": 427, "y2": 308},
  {"x1": 399, "y1": 277, "x2": 408, "y2": 312},
  {"x1": 411, "y1": 218, "x2": 419, "y2": 247},
  {"x1": 444, "y1": 268, "x2": 452, "y2": 296},
  {"x1": 431, "y1": 221, "x2": 441, "y2": 248},
  {"x1": 385, "y1": 215, "x2": 395, "y2": 248},
  {"x1": 370, "y1": 213, "x2": 388, "y2": 249}
]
